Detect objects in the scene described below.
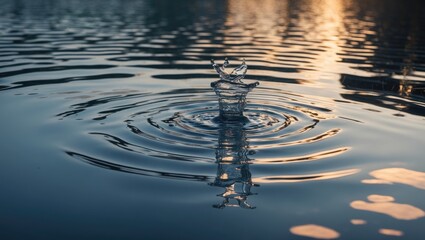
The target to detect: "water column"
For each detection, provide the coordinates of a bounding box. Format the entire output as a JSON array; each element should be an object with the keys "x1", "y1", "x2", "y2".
[{"x1": 210, "y1": 58, "x2": 259, "y2": 120}]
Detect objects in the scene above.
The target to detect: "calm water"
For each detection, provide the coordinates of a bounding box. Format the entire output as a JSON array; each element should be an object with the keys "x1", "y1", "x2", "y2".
[{"x1": 1, "y1": 0, "x2": 425, "y2": 239}]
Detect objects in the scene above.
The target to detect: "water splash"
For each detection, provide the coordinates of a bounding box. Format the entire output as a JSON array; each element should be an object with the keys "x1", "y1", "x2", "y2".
[
  {"x1": 211, "y1": 57, "x2": 248, "y2": 82},
  {"x1": 211, "y1": 58, "x2": 259, "y2": 120}
]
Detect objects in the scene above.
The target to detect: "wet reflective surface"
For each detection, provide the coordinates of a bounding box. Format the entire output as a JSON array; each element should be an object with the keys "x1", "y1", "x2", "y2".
[{"x1": 1, "y1": 0, "x2": 425, "y2": 239}]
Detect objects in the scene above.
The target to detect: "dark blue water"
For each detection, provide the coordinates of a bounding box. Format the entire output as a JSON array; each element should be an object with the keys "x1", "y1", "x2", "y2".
[{"x1": 1, "y1": 0, "x2": 425, "y2": 239}]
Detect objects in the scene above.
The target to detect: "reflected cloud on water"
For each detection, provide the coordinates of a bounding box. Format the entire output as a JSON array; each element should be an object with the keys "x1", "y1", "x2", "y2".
[
  {"x1": 364, "y1": 167, "x2": 425, "y2": 190},
  {"x1": 350, "y1": 194, "x2": 425, "y2": 220},
  {"x1": 290, "y1": 224, "x2": 340, "y2": 239},
  {"x1": 293, "y1": 167, "x2": 425, "y2": 238},
  {"x1": 350, "y1": 219, "x2": 366, "y2": 225},
  {"x1": 379, "y1": 228, "x2": 404, "y2": 237},
  {"x1": 346, "y1": 168, "x2": 425, "y2": 236}
]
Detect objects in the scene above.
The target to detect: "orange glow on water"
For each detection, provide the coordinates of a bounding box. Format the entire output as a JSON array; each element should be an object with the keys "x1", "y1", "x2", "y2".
[
  {"x1": 361, "y1": 179, "x2": 393, "y2": 185},
  {"x1": 379, "y1": 228, "x2": 404, "y2": 237},
  {"x1": 290, "y1": 224, "x2": 340, "y2": 239},
  {"x1": 351, "y1": 194, "x2": 425, "y2": 220},
  {"x1": 253, "y1": 169, "x2": 359, "y2": 183},
  {"x1": 350, "y1": 219, "x2": 367, "y2": 225},
  {"x1": 369, "y1": 168, "x2": 425, "y2": 190},
  {"x1": 367, "y1": 194, "x2": 395, "y2": 203}
]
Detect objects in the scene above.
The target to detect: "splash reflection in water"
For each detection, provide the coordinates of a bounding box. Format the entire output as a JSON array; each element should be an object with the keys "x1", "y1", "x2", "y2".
[{"x1": 210, "y1": 120, "x2": 256, "y2": 209}]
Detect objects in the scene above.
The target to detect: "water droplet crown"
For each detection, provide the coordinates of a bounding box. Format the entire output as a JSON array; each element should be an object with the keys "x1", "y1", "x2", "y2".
[{"x1": 211, "y1": 58, "x2": 259, "y2": 120}]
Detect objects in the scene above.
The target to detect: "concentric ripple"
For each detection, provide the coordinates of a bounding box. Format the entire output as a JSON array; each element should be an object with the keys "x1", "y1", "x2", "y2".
[{"x1": 62, "y1": 87, "x2": 357, "y2": 184}]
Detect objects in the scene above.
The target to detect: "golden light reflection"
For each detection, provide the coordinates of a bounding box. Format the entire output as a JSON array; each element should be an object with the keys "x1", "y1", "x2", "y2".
[
  {"x1": 290, "y1": 224, "x2": 340, "y2": 239},
  {"x1": 350, "y1": 219, "x2": 366, "y2": 225},
  {"x1": 224, "y1": 0, "x2": 288, "y2": 64},
  {"x1": 221, "y1": 0, "x2": 381, "y2": 91},
  {"x1": 368, "y1": 168, "x2": 425, "y2": 190},
  {"x1": 226, "y1": 0, "x2": 287, "y2": 34},
  {"x1": 350, "y1": 194, "x2": 425, "y2": 220},
  {"x1": 361, "y1": 179, "x2": 393, "y2": 185},
  {"x1": 253, "y1": 168, "x2": 359, "y2": 183},
  {"x1": 298, "y1": 0, "x2": 345, "y2": 78},
  {"x1": 250, "y1": 129, "x2": 343, "y2": 150},
  {"x1": 367, "y1": 194, "x2": 394, "y2": 203},
  {"x1": 379, "y1": 228, "x2": 404, "y2": 237},
  {"x1": 255, "y1": 147, "x2": 349, "y2": 164}
]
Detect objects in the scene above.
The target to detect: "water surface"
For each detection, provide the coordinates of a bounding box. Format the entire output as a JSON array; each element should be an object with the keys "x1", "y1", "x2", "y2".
[{"x1": 1, "y1": 0, "x2": 425, "y2": 239}]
